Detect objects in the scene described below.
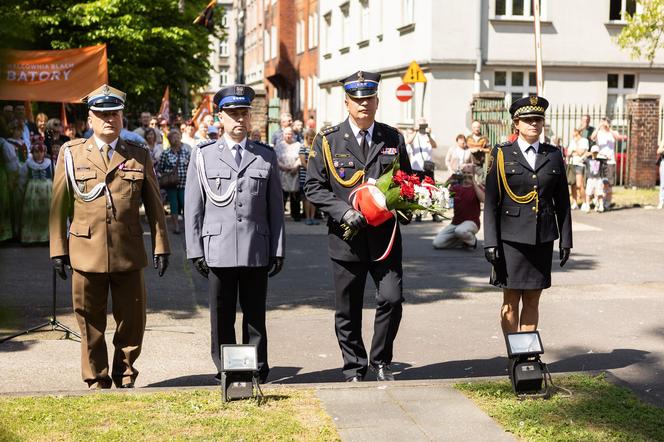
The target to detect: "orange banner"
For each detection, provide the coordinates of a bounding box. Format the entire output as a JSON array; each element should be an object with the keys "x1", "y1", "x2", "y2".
[{"x1": 0, "y1": 44, "x2": 108, "y2": 103}]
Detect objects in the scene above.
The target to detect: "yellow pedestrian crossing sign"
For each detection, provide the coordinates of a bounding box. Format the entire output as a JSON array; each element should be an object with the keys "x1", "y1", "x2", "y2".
[{"x1": 402, "y1": 61, "x2": 427, "y2": 84}]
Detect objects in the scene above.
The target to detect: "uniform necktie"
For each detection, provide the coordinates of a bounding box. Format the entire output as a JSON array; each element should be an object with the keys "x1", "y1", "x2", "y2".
[
  {"x1": 234, "y1": 144, "x2": 242, "y2": 166},
  {"x1": 526, "y1": 145, "x2": 536, "y2": 169},
  {"x1": 358, "y1": 130, "x2": 368, "y2": 163},
  {"x1": 101, "y1": 144, "x2": 111, "y2": 169}
]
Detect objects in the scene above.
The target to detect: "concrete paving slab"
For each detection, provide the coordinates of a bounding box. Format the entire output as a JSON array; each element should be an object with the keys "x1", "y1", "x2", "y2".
[{"x1": 317, "y1": 383, "x2": 515, "y2": 441}]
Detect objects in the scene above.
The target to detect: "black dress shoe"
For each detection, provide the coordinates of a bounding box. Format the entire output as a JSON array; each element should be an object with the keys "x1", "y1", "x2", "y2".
[
  {"x1": 372, "y1": 364, "x2": 395, "y2": 381},
  {"x1": 346, "y1": 375, "x2": 363, "y2": 382},
  {"x1": 215, "y1": 372, "x2": 221, "y2": 383}
]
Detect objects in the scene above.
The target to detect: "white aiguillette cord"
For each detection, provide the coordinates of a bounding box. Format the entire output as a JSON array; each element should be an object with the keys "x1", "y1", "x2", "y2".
[
  {"x1": 196, "y1": 147, "x2": 237, "y2": 207},
  {"x1": 64, "y1": 147, "x2": 111, "y2": 206}
]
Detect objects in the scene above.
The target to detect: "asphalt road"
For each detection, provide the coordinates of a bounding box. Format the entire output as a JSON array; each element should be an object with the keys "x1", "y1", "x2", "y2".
[{"x1": 0, "y1": 208, "x2": 662, "y2": 407}]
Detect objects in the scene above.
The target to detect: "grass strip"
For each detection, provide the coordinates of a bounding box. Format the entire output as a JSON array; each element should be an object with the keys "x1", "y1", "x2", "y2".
[
  {"x1": 456, "y1": 373, "x2": 664, "y2": 442},
  {"x1": 612, "y1": 186, "x2": 658, "y2": 207},
  {"x1": 0, "y1": 388, "x2": 339, "y2": 441}
]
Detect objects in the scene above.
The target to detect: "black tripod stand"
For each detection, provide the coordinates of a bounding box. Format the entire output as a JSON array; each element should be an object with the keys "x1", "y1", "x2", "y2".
[{"x1": 0, "y1": 269, "x2": 80, "y2": 343}]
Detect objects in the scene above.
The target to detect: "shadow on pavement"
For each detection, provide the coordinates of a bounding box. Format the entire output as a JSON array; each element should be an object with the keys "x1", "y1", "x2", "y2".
[
  {"x1": 0, "y1": 339, "x2": 37, "y2": 353},
  {"x1": 142, "y1": 349, "x2": 652, "y2": 388},
  {"x1": 548, "y1": 348, "x2": 650, "y2": 372}
]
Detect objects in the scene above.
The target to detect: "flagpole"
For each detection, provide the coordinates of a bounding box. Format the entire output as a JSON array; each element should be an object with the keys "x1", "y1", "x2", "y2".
[
  {"x1": 533, "y1": 0, "x2": 543, "y2": 96},
  {"x1": 533, "y1": 0, "x2": 544, "y2": 142}
]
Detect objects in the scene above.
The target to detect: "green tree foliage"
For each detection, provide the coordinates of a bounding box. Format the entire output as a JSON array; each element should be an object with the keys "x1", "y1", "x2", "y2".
[
  {"x1": 616, "y1": 0, "x2": 664, "y2": 65},
  {"x1": 0, "y1": 0, "x2": 224, "y2": 118}
]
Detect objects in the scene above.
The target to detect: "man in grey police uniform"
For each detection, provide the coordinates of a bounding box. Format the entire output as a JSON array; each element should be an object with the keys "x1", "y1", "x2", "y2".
[
  {"x1": 304, "y1": 71, "x2": 412, "y2": 382},
  {"x1": 184, "y1": 85, "x2": 285, "y2": 383}
]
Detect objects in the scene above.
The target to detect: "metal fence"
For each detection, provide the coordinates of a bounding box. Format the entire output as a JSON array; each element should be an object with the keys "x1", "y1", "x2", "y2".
[
  {"x1": 472, "y1": 100, "x2": 631, "y2": 186},
  {"x1": 547, "y1": 105, "x2": 630, "y2": 186}
]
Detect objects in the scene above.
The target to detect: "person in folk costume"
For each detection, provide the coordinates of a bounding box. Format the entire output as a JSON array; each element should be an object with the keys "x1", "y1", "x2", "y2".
[{"x1": 20, "y1": 136, "x2": 53, "y2": 243}]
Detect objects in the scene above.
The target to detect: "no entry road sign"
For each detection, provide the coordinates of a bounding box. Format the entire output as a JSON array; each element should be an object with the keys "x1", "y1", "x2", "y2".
[{"x1": 396, "y1": 83, "x2": 413, "y2": 102}]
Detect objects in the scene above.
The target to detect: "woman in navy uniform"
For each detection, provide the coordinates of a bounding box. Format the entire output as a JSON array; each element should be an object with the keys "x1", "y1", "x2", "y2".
[
  {"x1": 483, "y1": 96, "x2": 572, "y2": 335},
  {"x1": 305, "y1": 71, "x2": 412, "y2": 382}
]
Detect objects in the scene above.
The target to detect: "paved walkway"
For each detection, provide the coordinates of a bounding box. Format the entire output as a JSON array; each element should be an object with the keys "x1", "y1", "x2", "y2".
[
  {"x1": 1, "y1": 208, "x2": 663, "y2": 440},
  {"x1": 315, "y1": 380, "x2": 515, "y2": 441}
]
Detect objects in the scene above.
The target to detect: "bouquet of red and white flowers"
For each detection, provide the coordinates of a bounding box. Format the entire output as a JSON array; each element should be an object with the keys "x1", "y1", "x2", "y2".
[{"x1": 344, "y1": 161, "x2": 450, "y2": 242}]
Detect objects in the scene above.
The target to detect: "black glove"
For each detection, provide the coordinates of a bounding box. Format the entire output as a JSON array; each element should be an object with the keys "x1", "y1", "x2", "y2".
[
  {"x1": 397, "y1": 210, "x2": 413, "y2": 225},
  {"x1": 268, "y1": 257, "x2": 284, "y2": 278},
  {"x1": 559, "y1": 247, "x2": 570, "y2": 267},
  {"x1": 52, "y1": 255, "x2": 71, "y2": 280},
  {"x1": 484, "y1": 247, "x2": 499, "y2": 265},
  {"x1": 192, "y1": 257, "x2": 209, "y2": 278},
  {"x1": 153, "y1": 254, "x2": 169, "y2": 277},
  {"x1": 342, "y1": 209, "x2": 367, "y2": 229}
]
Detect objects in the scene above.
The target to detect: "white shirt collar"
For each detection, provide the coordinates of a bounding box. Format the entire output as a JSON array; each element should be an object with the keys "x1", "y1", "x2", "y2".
[
  {"x1": 93, "y1": 136, "x2": 119, "y2": 150},
  {"x1": 223, "y1": 133, "x2": 247, "y2": 150},
  {"x1": 347, "y1": 118, "x2": 375, "y2": 143},
  {"x1": 517, "y1": 137, "x2": 540, "y2": 154}
]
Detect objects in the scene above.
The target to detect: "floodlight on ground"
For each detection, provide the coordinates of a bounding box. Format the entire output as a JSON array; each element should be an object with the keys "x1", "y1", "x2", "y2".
[
  {"x1": 505, "y1": 331, "x2": 550, "y2": 397},
  {"x1": 220, "y1": 344, "x2": 262, "y2": 402}
]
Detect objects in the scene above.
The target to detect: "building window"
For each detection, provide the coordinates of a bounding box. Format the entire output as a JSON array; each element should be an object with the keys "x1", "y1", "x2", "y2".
[
  {"x1": 323, "y1": 12, "x2": 332, "y2": 54},
  {"x1": 263, "y1": 30, "x2": 270, "y2": 61},
  {"x1": 360, "y1": 0, "x2": 370, "y2": 41},
  {"x1": 296, "y1": 20, "x2": 304, "y2": 54},
  {"x1": 607, "y1": 73, "x2": 636, "y2": 114},
  {"x1": 495, "y1": 0, "x2": 543, "y2": 18},
  {"x1": 401, "y1": 0, "x2": 414, "y2": 24},
  {"x1": 609, "y1": 0, "x2": 637, "y2": 21},
  {"x1": 307, "y1": 76, "x2": 314, "y2": 109},
  {"x1": 314, "y1": 75, "x2": 319, "y2": 110},
  {"x1": 340, "y1": 3, "x2": 350, "y2": 49},
  {"x1": 220, "y1": 68, "x2": 229, "y2": 87},
  {"x1": 219, "y1": 39, "x2": 229, "y2": 57},
  {"x1": 221, "y1": 9, "x2": 230, "y2": 28},
  {"x1": 270, "y1": 25, "x2": 277, "y2": 59},
  {"x1": 308, "y1": 13, "x2": 318, "y2": 49},
  {"x1": 494, "y1": 70, "x2": 537, "y2": 104}
]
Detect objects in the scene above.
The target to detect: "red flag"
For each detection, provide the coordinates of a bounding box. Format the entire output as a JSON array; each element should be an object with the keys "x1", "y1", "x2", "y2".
[
  {"x1": 192, "y1": 94, "x2": 214, "y2": 129},
  {"x1": 193, "y1": 0, "x2": 217, "y2": 31},
  {"x1": 60, "y1": 102, "x2": 69, "y2": 127},
  {"x1": 159, "y1": 86, "x2": 170, "y2": 122}
]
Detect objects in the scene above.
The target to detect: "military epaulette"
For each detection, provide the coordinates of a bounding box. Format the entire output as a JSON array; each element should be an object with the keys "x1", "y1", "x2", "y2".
[
  {"x1": 196, "y1": 139, "x2": 216, "y2": 149},
  {"x1": 252, "y1": 140, "x2": 272, "y2": 150},
  {"x1": 64, "y1": 138, "x2": 86, "y2": 148},
  {"x1": 320, "y1": 125, "x2": 339, "y2": 136},
  {"x1": 124, "y1": 138, "x2": 147, "y2": 149},
  {"x1": 376, "y1": 122, "x2": 399, "y2": 135}
]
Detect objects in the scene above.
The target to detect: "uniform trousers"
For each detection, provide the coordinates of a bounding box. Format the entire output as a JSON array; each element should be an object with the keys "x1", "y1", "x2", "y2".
[
  {"x1": 72, "y1": 269, "x2": 146, "y2": 388},
  {"x1": 208, "y1": 266, "x2": 269, "y2": 379},
  {"x1": 331, "y1": 255, "x2": 404, "y2": 379}
]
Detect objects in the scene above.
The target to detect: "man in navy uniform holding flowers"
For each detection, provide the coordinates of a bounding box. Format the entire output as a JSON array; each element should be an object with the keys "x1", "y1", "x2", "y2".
[{"x1": 304, "y1": 71, "x2": 412, "y2": 382}]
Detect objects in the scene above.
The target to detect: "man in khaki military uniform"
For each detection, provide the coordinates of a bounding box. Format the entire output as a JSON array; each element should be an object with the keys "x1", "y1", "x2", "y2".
[{"x1": 49, "y1": 84, "x2": 170, "y2": 389}]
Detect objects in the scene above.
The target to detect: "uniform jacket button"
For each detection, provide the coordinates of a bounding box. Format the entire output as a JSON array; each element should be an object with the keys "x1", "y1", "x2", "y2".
[
  {"x1": 533, "y1": 185, "x2": 538, "y2": 189},
  {"x1": 532, "y1": 174, "x2": 537, "y2": 179},
  {"x1": 532, "y1": 207, "x2": 536, "y2": 212}
]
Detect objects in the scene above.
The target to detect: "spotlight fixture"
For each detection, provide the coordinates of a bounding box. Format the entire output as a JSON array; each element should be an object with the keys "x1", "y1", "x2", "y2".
[
  {"x1": 220, "y1": 344, "x2": 261, "y2": 402},
  {"x1": 505, "y1": 331, "x2": 549, "y2": 396}
]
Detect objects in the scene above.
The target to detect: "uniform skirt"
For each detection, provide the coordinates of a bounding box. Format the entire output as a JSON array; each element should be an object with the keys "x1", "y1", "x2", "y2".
[{"x1": 490, "y1": 240, "x2": 553, "y2": 290}]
